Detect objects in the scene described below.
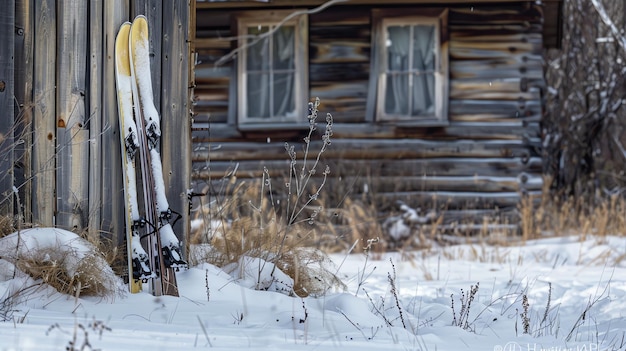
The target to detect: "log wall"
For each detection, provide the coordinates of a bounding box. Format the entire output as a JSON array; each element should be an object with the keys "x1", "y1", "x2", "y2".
[{"x1": 192, "y1": 1, "x2": 547, "y2": 229}]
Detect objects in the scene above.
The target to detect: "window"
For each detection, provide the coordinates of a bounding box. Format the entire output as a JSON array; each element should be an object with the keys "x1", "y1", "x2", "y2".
[
  {"x1": 374, "y1": 10, "x2": 448, "y2": 125},
  {"x1": 236, "y1": 11, "x2": 308, "y2": 127}
]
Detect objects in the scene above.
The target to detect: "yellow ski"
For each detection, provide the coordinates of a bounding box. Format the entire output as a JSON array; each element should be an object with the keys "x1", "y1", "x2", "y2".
[{"x1": 114, "y1": 21, "x2": 154, "y2": 293}]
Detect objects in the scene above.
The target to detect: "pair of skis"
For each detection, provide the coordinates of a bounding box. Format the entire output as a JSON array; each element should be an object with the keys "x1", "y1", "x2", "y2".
[{"x1": 114, "y1": 16, "x2": 187, "y2": 296}]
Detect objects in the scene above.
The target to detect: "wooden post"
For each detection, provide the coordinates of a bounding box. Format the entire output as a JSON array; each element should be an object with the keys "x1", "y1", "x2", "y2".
[
  {"x1": 14, "y1": 0, "x2": 34, "y2": 222},
  {"x1": 0, "y1": 0, "x2": 15, "y2": 216},
  {"x1": 88, "y1": 0, "x2": 104, "y2": 242},
  {"x1": 161, "y1": 0, "x2": 191, "y2": 247},
  {"x1": 32, "y1": 0, "x2": 56, "y2": 227},
  {"x1": 102, "y1": 0, "x2": 129, "y2": 243},
  {"x1": 56, "y1": 1, "x2": 89, "y2": 232}
]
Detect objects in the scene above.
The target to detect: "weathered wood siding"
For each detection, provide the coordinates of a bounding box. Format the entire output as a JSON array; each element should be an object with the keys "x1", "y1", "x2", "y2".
[
  {"x1": 193, "y1": 2, "x2": 545, "y2": 228},
  {"x1": 0, "y1": 1, "x2": 15, "y2": 216},
  {"x1": 4, "y1": 1, "x2": 191, "y2": 246}
]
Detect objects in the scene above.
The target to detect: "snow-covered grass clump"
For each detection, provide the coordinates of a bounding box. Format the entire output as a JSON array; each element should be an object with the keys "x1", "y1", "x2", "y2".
[{"x1": 0, "y1": 228, "x2": 123, "y2": 299}]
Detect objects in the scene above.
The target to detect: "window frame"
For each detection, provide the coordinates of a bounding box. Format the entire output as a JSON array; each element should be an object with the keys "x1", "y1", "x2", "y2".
[
  {"x1": 371, "y1": 9, "x2": 449, "y2": 126},
  {"x1": 236, "y1": 10, "x2": 309, "y2": 129}
]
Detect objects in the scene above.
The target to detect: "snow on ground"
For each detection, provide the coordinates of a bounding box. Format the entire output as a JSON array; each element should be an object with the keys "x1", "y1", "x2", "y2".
[{"x1": 1, "y1": 228, "x2": 626, "y2": 350}]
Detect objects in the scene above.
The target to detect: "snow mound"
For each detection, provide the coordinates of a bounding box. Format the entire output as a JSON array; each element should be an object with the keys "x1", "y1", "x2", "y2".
[
  {"x1": 223, "y1": 256, "x2": 295, "y2": 295},
  {"x1": 0, "y1": 228, "x2": 123, "y2": 298}
]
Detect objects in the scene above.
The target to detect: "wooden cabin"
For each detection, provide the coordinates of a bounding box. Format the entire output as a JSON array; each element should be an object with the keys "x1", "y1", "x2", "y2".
[
  {"x1": 191, "y1": 0, "x2": 563, "y2": 234},
  {"x1": 0, "y1": 0, "x2": 563, "y2": 248}
]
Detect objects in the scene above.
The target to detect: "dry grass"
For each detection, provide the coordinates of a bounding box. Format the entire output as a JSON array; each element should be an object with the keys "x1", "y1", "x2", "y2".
[
  {"x1": 13, "y1": 248, "x2": 121, "y2": 298},
  {"x1": 519, "y1": 185, "x2": 626, "y2": 241},
  {"x1": 0, "y1": 215, "x2": 17, "y2": 238},
  {"x1": 190, "y1": 179, "x2": 348, "y2": 297}
]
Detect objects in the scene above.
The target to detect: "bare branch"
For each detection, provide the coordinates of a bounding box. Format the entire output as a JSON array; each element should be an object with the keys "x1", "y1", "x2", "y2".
[
  {"x1": 590, "y1": 0, "x2": 626, "y2": 53},
  {"x1": 214, "y1": 0, "x2": 348, "y2": 67}
]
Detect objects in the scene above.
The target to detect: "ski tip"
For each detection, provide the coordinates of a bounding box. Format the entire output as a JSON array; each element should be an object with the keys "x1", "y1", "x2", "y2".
[
  {"x1": 117, "y1": 21, "x2": 132, "y2": 33},
  {"x1": 115, "y1": 23, "x2": 132, "y2": 76},
  {"x1": 131, "y1": 15, "x2": 149, "y2": 38},
  {"x1": 133, "y1": 14, "x2": 147, "y2": 22}
]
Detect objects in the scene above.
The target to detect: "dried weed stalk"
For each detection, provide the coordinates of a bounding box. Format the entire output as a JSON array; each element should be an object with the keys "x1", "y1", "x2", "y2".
[{"x1": 192, "y1": 98, "x2": 345, "y2": 296}]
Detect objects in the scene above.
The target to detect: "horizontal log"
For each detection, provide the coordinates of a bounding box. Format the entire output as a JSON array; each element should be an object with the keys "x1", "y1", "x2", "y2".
[
  {"x1": 193, "y1": 99, "x2": 229, "y2": 109},
  {"x1": 362, "y1": 174, "x2": 543, "y2": 193},
  {"x1": 195, "y1": 65, "x2": 231, "y2": 81},
  {"x1": 379, "y1": 190, "x2": 541, "y2": 210},
  {"x1": 191, "y1": 122, "x2": 542, "y2": 142},
  {"x1": 397, "y1": 122, "x2": 541, "y2": 140},
  {"x1": 450, "y1": 33, "x2": 542, "y2": 43},
  {"x1": 309, "y1": 24, "x2": 370, "y2": 39},
  {"x1": 194, "y1": 88, "x2": 229, "y2": 102},
  {"x1": 192, "y1": 113, "x2": 228, "y2": 125},
  {"x1": 196, "y1": 49, "x2": 233, "y2": 65},
  {"x1": 192, "y1": 138, "x2": 539, "y2": 161},
  {"x1": 450, "y1": 91, "x2": 540, "y2": 102},
  {"x1": 196, "y1": 28, "x2": 231, "y2": 38},
  {"x1": 448, "y1": 24, "x2": 543, "y2": 34},
  {"x1": 309, "y1": 62, "x2": 370, "y2": 82},
  {"x1": 449, "y1": 99, "x2": 541, "y2": 118},
  {"x1": 199, "y1": 173, "x2": 542, "y2": 195},
  {"x1": 192, "y1": 156, "x2": 542, "y2": 181},
  {"x1": 450, "y1": 40, "x2": 541, "y2": 53},
  {"x1": 450, "y1": 46, "x2": 540, "y2": 60},
  {"x1": 448, "y1": 41, "x2": 543, "y2": 60},
  {"x1": 450, "y1": 60, "x2": 543, "y2": 80},
  {"x1": 309, "y1": 7, "x2": 370, "y2": 26},
  {"x1": 450, "y1": 114, "x2": 541, "y2": 123},
  {"x1": 195, "y1": 37, "x2": 232, "y2": 49},
  {"x1": 450, "y1": 78, "x2": 537, "y2": 93},
  {"x1": 448, "y1": 5, "x2": 542, "y2": 24},
  {"x1": 310, "y1": 41, "x2": 370, "y2": 64}
]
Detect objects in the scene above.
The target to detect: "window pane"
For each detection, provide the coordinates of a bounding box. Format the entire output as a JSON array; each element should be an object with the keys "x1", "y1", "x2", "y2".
[
  {"x1": 247, "y1": 26, "x2": 270, "y2": 71},
  {"x1": 272, "y1": 26, "x2": 295, "y2": 70},
  {"x1": 411, "y1": 73, "x2": 435, "y2": 116},
  {"x1": 385, "y1": 73, "x2": 409, "y2": 116},
  {"x1": 386, "y1": 25, "x2": 410, "y2": 72},
  {"x1": 412, "y1": 25, "x2": 435, "y2": 72},
  {"x1": 273, "y1": 73, "x2": 296, "y2": 117},
  {"x1": 247, "y1": 73, "x2": 271, "y2": 118}
]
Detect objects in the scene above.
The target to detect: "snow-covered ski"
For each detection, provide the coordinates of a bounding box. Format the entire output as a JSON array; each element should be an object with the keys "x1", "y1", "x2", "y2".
[
  {"x1": 129, "y1": 15, "x2": 187, "y2": 297},
  {"x1": 114, "y1": 21, "x2": 154, "y2": 294}
]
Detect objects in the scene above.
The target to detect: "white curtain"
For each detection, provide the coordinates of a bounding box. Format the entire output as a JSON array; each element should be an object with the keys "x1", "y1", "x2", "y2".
[
  {"x1": 246, "y1": 25, "x2": 295, "y2": 119},
  {"x1": 385, "y1": 24, "x2": 435, "y2": 117}
]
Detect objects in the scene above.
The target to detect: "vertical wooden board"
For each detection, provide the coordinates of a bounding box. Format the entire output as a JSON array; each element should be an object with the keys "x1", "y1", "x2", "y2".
[
  {"x1": 0, "y1": 0, "x2": 15, "y2": 216},
  {"x1": 32, "y1": 0, "x2": 56, "y2": 226},
  {"x1": 88, "y1": 0, "x2": 103, "y2": 242},
  {"x1": 161, "y1": 0, "x2": 191, "y2": 248},
  {"x1": 102, "y1": 0, "x2": 129, "y2": 243},
  {"x1": 56, "y1": 1, "x2": 89, "y2": 231},
  {"x1": 14, "y1": 0, "x2": 34, "y2": 222},
  {"x1": 189, "y1": 0, "x2": 196, "y2": 96}
]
